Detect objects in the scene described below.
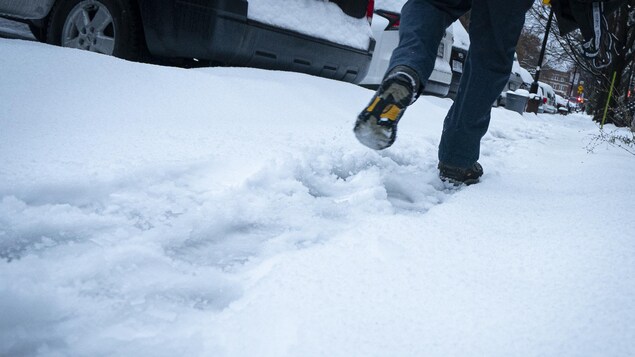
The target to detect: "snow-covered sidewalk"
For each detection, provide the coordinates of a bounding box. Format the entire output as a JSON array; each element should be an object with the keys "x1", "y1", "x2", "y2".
[{"x1": 1, "y1": 39, "x2": 634, "y2": 356}]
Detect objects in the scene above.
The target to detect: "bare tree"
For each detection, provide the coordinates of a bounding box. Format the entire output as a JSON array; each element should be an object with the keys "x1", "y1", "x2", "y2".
[{"x1": 546, "y1": 0, "x2": 635, "y2": 126}]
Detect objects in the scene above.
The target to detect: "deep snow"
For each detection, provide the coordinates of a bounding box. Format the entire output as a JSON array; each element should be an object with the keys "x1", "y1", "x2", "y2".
[{"x1": 1, "y1": 39, "x2": 635, "y2": 356}]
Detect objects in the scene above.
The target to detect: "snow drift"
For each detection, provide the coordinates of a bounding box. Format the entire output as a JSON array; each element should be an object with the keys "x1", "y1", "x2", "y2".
[{"x1": 1, "y1": 39, "x2": 635, "y2": 356}]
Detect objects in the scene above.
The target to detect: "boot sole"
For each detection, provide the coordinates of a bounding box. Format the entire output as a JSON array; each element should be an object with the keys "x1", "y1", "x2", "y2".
[{"x1": 354, "y1": 115, "x2": 394, "y2": 150}]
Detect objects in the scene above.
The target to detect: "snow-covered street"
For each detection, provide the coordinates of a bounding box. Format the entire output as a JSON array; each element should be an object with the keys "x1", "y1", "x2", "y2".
[{"x1": 1, "y1": 38, "x2": 635, "y2": 356}]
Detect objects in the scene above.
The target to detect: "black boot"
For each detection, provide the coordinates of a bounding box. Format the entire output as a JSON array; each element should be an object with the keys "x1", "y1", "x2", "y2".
[
  {"x1": 438, "y1": 162, "x2": 483, "y2": 186},
  {"x1": 354, "y1": 66, "x2": 419, "y2": 150}
]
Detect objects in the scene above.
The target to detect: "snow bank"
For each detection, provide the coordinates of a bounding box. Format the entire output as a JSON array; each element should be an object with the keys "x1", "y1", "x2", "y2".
[{"x1": 1, "y1": 39, "x2": 635, "y2": 356}]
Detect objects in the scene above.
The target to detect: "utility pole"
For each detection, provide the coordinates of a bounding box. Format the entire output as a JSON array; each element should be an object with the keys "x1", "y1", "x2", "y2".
[
  {"x1": 568, "y1": 65, "x2": 579, "y2": 98},
  {"x1": 526, "y1": 5, "x2": 554, "y2": 113}
]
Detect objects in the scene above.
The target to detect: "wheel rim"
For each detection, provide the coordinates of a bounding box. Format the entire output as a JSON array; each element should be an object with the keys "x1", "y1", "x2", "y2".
[{"x1": 61, "y1": 1, "x2": 116, "y2": 55}]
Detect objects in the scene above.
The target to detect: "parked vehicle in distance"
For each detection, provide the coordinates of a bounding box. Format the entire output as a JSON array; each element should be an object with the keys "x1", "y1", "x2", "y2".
[
  {"x1": 537, "y1": 82, "x2": 558, "y2": 114},
  {"x1": 0, "y1": 0, "x2": 374, "y2": 83},
  {"x1": 448, "y1": 21, "x2": 469, "y2": 100},
  {"x1": 555, "y1": 94, "x2": 570, "y2": 115},
  {"x1": 358, "y1": 7, "x2": 454, "y2": 97},
  {"x1": 497, "y1": 58, "x2": 532, "y2": 107},
  {"x1": 568, "y1": 96, "x2": 584, "y2": 112},
  {"x1": 497, "y1": 71, "x2": 525, "y2": 107}
]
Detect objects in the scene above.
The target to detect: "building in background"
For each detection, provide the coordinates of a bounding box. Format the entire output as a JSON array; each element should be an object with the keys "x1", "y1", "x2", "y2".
[{"x1": 541, "y1": 67, "x2": 574, "y2": 97}]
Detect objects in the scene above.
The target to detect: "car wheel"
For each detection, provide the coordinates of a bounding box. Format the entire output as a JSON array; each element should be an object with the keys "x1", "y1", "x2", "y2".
[{"x1": 46, "y1": 0, "x2": 144, "y2": 60}]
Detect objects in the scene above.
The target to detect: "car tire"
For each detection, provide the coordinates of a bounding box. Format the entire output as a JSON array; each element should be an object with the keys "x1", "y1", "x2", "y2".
[{"x1": 46, "y1": 0, "x2": 145, "y2": 60}]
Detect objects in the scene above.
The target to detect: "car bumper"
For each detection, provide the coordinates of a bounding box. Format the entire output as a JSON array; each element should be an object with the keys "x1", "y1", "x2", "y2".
[{"x1": 360, "y1": 17, "x2": 452, "y2": 93}]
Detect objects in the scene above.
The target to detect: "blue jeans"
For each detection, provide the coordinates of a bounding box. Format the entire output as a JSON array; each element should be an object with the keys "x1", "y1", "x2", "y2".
[{"x1": 388, "y1": 0, "x2": 533, "y2": 168}]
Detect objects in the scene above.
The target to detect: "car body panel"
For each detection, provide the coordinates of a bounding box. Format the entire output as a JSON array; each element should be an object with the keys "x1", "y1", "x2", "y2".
[
  {"x1": 0, "y1": 0, "x2": 55, "y2": 20},
  {"x1": 537, "y1": 82, "x2": 557, "y2": 114},
  {"x1": 498, "y1": 72, "x2": 525, "y2": 106},
  {"x1": 357, "y1": 15, "x2": 392, "y2": 86},
  {"x1": 0, "y1": 0, "x2": 373, "y2": 83},
  {"x1": 425, "y1": 31, "x2": 453, "y2": 97},
  {"x1": 540, "y1": 82, "x2": 558, "y2": 114},
  {"x1": 448, "y1": 45, "x2": 467, "y2": 99},
  {"x1": 137, "y1": 0, "x2": 371, "y2": 82},
  {"x1": 359, "y1": 11, "x2": 453, "y2": 96},
  {"x1": 496, "y1": 60, "x2": 532, "y2": 107},
  {"x1": 448, "y1": 20, "x2": 469, "y2": 99}
]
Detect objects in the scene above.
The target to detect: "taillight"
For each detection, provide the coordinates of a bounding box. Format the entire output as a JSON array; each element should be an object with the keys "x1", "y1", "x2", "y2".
[
  {"x1": 366, "y1": 0, "x2": 374, "y2": 24},
  {"x1": 375, "y1": 9, "x2": 400, "y2": 30},
  {"x1": 543, "y1": 98, "x2": 548, "y2": 104}
]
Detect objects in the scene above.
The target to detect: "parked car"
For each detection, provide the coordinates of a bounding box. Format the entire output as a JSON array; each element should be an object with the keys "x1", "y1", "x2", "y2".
[
  {"x1": 358, "y1": 7, "x2": 454, "y2": 97},
  {"x1": 496, "y1": 58, "x2": 532, "y2": 107},
  {"x1": 448, "y1": 21, "x2": 469, "y2": 100},
  {"x1": 497, "y1": 72, "x2": 525, "y2": 107},
  {"x1": 0, "y1": 0, "x2": 374, "y2": 83},
  {"x1": 537, "y1": 81, "x2": 558, "y2": 114},
  {"x1": 555, "y1": 94, "x2": 570, "y2": 115}
]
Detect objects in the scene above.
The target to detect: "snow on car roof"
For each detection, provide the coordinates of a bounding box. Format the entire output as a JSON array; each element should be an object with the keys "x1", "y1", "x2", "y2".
[
  {"x1": 248, "y1": 0, "x2": 372, "y2": 50},
  {"x1": 513, "y1": 61, "x2": 534, "y2": 85},
  {"x1": 374, "y1": 0, "x2": 407, "y2": 13}
]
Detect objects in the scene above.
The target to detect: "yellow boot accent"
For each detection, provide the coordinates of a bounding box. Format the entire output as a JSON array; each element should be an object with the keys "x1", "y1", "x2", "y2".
[
  {"x1": 381, "y1": 104, "x2": 401, "y2": 121},
  {"x1": 366, "y1": 97, "x2": 381, "y2": 112}
]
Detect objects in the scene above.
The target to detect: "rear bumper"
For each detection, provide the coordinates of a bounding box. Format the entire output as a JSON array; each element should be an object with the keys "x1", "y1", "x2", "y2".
[
  {"x1": 424, "y1": 61, "x2": 451, "y2": 97},
  {"x1": 138, "y1": 0, "x2": 372, "y2": 83}
]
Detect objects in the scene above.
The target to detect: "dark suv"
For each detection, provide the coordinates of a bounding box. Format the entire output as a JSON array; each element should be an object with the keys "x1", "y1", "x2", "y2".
[{"x1": 0, "y1": 0, "x2": 374, "y2": 83}]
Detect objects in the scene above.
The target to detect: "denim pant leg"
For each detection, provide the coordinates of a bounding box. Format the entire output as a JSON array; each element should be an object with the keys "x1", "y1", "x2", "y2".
[
  {"x1": 438, "y1": 0, "x2": 533, "y2": 167},
  {"x1": 388, "y1": 0, "x2": 470, "y2": 87}
]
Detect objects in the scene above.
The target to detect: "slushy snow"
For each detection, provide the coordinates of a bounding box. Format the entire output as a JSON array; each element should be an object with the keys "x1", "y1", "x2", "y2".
[{"x1": 1, "y1": 39, "x2": 635, "y2": 356}]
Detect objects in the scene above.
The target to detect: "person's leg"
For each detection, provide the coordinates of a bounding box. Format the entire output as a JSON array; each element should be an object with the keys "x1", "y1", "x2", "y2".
[
  {"x1": 355, "y1": 0, "x2": 470, "y2": 150},
  {"x1": 388, "y1": 0, "x2": 471, "y2": 94},
  {"x1": 438, "y1": 0, "x2": 533, "y2": 169}
]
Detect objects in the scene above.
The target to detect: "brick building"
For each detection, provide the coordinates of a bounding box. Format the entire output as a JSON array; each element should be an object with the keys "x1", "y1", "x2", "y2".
[{"x1": 541, "y1": 67, "x2": 575, "y2": 97}]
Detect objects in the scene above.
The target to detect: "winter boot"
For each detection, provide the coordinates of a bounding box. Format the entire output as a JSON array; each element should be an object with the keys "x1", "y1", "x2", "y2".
[
  {"x1": 354, "y1": 66, "x2": 419, "y2": 150},
  {"x1": 438, "y1": 162, "x2": 483, "y2": 186}
]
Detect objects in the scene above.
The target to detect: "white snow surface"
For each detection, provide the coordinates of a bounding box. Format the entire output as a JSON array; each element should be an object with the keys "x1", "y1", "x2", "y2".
[
  {"x1": 247, "y1": 0, "x2": 372, "y2": 50},
  {"x1": 375, "y1": 0, "x2": 406, "y2": 13},
  {"x1": 451, "y1": 21, "x2": 470, "y2": 50},
  {"x1": 2, "y1": 39, "x2": 635, "y2": 356},
  {"x1": 514, "y1": 60, "x2": 535, "y2": 85}
]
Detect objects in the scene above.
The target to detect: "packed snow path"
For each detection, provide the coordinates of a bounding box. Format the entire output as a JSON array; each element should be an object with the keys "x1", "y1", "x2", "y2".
[{"x1": 1, "y1": 39, "x2": 634, "y2": 356}]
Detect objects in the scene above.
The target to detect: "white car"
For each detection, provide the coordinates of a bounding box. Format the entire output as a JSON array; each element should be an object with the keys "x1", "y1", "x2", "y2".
[
  {"x1": 448, "y1": 21, "x2": 469, "y2": 99},
  {"x1": 497, "y1": 59, "x2": 533, "y2": 107},
  {"x1": 359, "y1": 8, "x2": 453, "y2": 97},
  {"x1": 537, "y1": 82, "x2": 558, "y2": 114}
]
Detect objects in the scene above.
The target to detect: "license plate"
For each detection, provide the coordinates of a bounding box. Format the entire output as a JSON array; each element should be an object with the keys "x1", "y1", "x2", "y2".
[{"x1": 452, "y1": 60, "x2": 463, "y2": 73}]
